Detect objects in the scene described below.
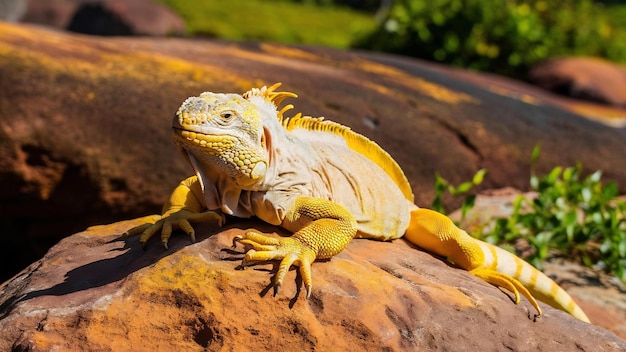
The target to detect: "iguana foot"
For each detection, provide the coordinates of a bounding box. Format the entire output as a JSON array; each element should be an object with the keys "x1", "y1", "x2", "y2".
[
  {"x1": 125, "y1": 210, "x2": 224, "y2": 249},
  {"x1": 233, "y1": 231, "x2": 316, "y2": 298},
  {"x1": 470, "y1": 267, "x2": 542, "y2": 320}
]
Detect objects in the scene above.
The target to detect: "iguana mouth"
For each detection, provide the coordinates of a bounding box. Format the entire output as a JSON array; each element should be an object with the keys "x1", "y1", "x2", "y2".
[{"x1": 173, "y1": 128, "x2": 267, "y2": 186}]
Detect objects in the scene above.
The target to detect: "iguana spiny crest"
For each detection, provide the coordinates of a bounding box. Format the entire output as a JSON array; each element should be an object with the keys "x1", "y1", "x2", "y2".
[{"x1": 174, "y1": 83, "x2": 413, "y2": 201}]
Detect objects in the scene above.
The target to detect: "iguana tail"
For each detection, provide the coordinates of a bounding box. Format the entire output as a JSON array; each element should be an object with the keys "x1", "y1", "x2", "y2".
[{"x1": 404, "y1": 208, "x2": 590, "y2": 323}]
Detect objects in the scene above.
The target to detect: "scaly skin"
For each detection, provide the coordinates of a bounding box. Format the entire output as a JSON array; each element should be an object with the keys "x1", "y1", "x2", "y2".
[
  {"x1": 234, "y1": 196, "x2": 357, "y2": 297},
  {"x1": 126, "y1": 83, "x2": 590, "y2": 323},
  {"x1": 407, "y1": 208, "x2": 588, "y2": 321}
]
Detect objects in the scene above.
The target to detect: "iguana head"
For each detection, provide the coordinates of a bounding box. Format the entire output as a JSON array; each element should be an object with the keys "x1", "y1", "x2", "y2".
[{"x1": 172, "y1": 83, "x2": 296, "y2": 190}]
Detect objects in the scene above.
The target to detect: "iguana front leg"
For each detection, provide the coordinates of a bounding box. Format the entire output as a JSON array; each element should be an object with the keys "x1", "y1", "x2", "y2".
[
  {"x1": 233, "y1": 196, "x2": 357, "y2": 298},
  {"x1": 125, "y1": 176, "x2": 224, "y2": 248}
]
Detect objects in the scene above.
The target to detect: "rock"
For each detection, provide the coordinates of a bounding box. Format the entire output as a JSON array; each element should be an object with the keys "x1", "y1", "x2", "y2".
[
  {"x1": 542, "y1": 259, "x2": 626, "y2": 341},
  {"x1": 0, "y1": 0, "x2": 27, "y2": 21},
  {"x1": 19, "y1": 0, "x2": 77, "y2": 28},
  {"x1": 1, "y1": 21, "x2": 626, "y2": 286},
  {"x1": 529, "y1": 57, "x2": 626, "y2": 107},
  {"x1": 1, "y1": 218, "x2": 624, "y2": 351},
  {"x1": 67, "y1": 0, "x2": 185, "y2": 36},
  {"x1": 21, "y1": 0, "x2": 185, "y2": 36}
]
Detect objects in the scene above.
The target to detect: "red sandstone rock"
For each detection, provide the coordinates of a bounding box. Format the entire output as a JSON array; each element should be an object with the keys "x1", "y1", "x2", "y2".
[
  {"x1": 0, "y1": 218, "x2": 624, "y2": 351},
  {"x1": 529, "y1": 57, "x2": 626, "y2": 107}
]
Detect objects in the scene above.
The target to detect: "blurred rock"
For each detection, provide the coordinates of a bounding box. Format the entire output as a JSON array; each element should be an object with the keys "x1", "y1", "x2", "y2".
[
  {"x1": 529, "y1": 57, "x2": 626, "y2": 107},
  {"x1": 19, "y1": 0, "x2": 76, "y2": 28},
  {"x1": 21, "y1": 0, "x2": 185, "y2": 36},
  {"x1": 0, "y1": 0, "x2": 26, "y2": 21}
]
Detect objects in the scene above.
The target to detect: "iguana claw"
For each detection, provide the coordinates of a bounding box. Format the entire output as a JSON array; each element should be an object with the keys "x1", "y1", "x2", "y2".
[
  {"x1": 273, "y1": 283, "x2": 281, "y2": 297},
  {"x1": 231, "y1": 235, "x2": 244, "y2": 249},
  {"x1": 125, "y1": 210, "x2": 224, "y2": 248},
  {"x1": 233, "y1": 231, "x2": 316, "y2": 298}
]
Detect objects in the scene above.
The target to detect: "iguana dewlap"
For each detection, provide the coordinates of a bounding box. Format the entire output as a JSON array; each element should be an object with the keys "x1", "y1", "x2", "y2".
[{"x1": 129, "y1": 83, "x2": 589, "y2": 323}]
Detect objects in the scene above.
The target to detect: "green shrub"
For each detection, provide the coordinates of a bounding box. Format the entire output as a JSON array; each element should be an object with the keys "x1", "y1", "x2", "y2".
[
  {"x1": 431, "y1": 168, "x2": 487, "y2": 217},
  {"x1": 433, "y1": 146, "x2": 626, "y2": 281},
  {"x1": 356, "y1": 0, "x2": 626, "y2": 78}
]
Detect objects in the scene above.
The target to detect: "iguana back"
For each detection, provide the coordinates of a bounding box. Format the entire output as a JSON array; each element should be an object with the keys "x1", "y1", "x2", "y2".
[{"x1": 282, "y1": 115, "x2": 415, "y2": 240}]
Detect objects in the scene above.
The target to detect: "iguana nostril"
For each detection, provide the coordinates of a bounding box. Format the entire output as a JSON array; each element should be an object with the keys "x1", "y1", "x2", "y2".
[{"x1": 250, "y1": 162, "x2": 266, "y2": 180}]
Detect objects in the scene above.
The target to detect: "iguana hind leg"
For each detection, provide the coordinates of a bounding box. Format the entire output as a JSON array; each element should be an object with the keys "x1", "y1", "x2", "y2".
[
  {"x1": 232, "y1": 197, "x2": 357, "y2": 298},
  {"x1": 404, "y1": 208, "x2": 590, "y2": 323}
]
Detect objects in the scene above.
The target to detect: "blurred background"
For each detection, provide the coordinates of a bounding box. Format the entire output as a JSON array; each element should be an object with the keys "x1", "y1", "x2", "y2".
[{"x1": 2, "y1": 0, "x2": 626, "y2": 84}]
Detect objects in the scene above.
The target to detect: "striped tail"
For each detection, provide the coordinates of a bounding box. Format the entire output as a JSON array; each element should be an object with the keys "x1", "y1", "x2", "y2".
[
  {"x1": 477, "y1": 241, "x2": 589, "y2": 322},
  {"x1": 404, "y1": 208, "x2": 590, "y2": 323}
]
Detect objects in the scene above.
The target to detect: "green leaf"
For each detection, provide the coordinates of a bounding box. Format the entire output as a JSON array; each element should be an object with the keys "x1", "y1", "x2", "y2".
[
  {"x1": 511, "y1": 195, "x2": 524, "y2": 216},
  {"x1": 530, "y1": 175, "x2": 539, "y2": 190},
  {"x1": 581, "y1": 187, "x2": 592, "y2": 204},
  {"x1": 546, "y1": 166, "x2": 563, "y2": 184},
  {"x1": 461, "y1": 194, "x2": 477, "y2": 218},
  {"x1": 566, "y1": 224, "x2": 575, "y2": 243},
  {"x1": 472, "y1": 168, "x2": 488, "y2": 185},
  {"x1": 531, "y1": 145, "x2": 541, "y2": 163},
  {"x1": 431, "y1": 198, "x2": 444, "y2": 213},
  {"x1": 589, "y1": 170, "x2": 602, "y2": 183},
  {"x1": 434, "y1": 173, "x2": 447, "y2": 194},
  {"x1": 563, "y1": 211, "x2": 577, "y2": 226},
  {"x1": 563, "y1": 167, "x2": 575, "y2": 182},
  {"x1": 609, "y1": 211, "x2": 619, "y2": 229},
  {"x1": 603, "y1": 182, "x2": 619, "y2": 199},
  {"x1": 531, "y1": 231, "x2": 552, "y2": 260},
  {"x1": 453, "y1": 181, "x2": 473, "y2": 195},
  {"x1": 592, "y1": 212, "x2": 603, "y2": 225}
]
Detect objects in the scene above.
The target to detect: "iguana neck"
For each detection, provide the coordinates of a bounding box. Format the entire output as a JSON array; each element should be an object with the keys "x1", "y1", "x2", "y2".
[{"x1": 181, "y1": 112, "x2": 313, "y2": 218}]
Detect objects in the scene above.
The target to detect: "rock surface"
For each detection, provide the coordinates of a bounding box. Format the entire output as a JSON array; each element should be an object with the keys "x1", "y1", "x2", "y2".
[
  {"x1": 1, "y1": 21, "x2": 626, "y2": 288},
  {"x1": 529, "y1": 57, "x2": 626, "y2": 107},
  {"x1": 1, "y1": 218, "x2": 625, "y2": 351},
  {"x1": 0, "y1": 0, "x2": 26, "y2": 21},
  {"x1": 21, "y1": 0, "x2": 185, "y2": 36}
]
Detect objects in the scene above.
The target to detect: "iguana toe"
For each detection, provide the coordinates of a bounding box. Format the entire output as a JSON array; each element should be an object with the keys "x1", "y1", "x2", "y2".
[
  {"x1": 233, "y1": 232, "x2": 316, "y2": 297},
  {"x1": 135, "y1": 210, "x2": 223, "y2": 249},
  {"x1": 470, "y1": 267, "x2": 542, "y2": 319}
]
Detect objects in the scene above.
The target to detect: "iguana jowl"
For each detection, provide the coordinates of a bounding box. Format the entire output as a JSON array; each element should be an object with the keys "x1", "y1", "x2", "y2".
[{"x1": 129, "y1": 83, "x2": 589, "y2": 323}]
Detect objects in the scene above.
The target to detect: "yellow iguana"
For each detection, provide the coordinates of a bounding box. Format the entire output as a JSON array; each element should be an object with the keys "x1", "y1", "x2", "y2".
[{"x1": 127, "y1": 83, "x2": 589, "y2": 323}]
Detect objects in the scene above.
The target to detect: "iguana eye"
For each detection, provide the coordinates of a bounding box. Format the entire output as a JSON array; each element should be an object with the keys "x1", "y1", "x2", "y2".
[{"x1": 220, "y1": 112, "x2": 233, "y2": 120}]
